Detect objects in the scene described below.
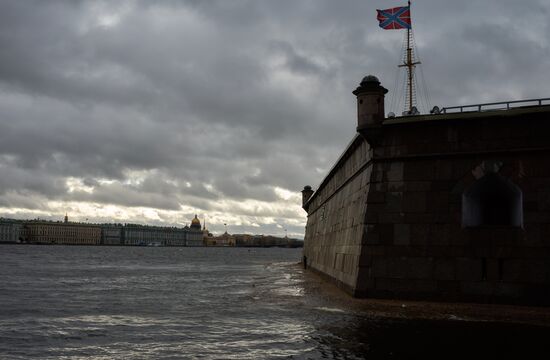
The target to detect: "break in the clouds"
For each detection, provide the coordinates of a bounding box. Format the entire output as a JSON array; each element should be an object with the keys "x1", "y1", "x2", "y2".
[{"x1": 0, "y1": 0, "x2": 549, "y2": 237}]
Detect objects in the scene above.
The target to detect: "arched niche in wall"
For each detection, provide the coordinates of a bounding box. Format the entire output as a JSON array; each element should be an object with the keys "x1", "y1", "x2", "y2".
[{"x1": 462, "y1": 170, "x2": 523, "y2": 228}]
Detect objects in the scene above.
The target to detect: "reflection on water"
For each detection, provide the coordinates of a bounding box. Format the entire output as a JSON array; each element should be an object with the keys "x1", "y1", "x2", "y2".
[{"x1": 0, "y1": 245, "x2": 548, "y2": 359}]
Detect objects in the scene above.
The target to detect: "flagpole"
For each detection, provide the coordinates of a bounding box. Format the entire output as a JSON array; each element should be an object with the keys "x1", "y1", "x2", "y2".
[
  {"x1": 406, "y1": 1, "x2": 413, "y2": 112},
  {"x1": 398, "y1": 0, "x2": 420, "y2": 113}
]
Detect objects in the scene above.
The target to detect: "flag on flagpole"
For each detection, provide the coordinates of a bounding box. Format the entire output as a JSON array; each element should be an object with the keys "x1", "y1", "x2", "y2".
[{"x1": 376, "y1": 6, "x2": 411, "y2": 30}]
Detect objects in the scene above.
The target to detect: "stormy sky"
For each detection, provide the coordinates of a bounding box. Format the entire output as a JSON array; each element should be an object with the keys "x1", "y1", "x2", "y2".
[{"x1": 0, "y1": 0, "x2": 549, "y2": 237}]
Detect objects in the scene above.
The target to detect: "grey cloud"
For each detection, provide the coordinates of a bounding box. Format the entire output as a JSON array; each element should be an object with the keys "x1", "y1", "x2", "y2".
[
  {"x1": 66, "y1": 183, "x2": 182, "y2": 211},
  {"x1": 268, "y1": 41, "x2": 329, "y2": 76}
]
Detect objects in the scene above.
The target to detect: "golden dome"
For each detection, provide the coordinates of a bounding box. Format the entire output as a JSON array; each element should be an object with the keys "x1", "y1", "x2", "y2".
[{"x1": 190, "y1": 214, "x2": 201, "y2": 229}]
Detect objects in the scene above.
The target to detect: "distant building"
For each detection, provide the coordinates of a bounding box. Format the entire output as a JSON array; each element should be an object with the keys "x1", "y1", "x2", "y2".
[
  {"x1": 187, "y1": 215, "x2": 204, "y2": 246},
  {"x1": 205, "y1": 231, "x2": 235, "y2": 247},
  {"x1": 101, "y1": 224, "x2": 123, "y2": 245},
  {"x1": 202, "y1": 219, "x2": 213, "y2": 244},
  {"x1": 167, "y1": 228, "x2": 187, "y2": 246},
  {"x1": 0, "y1": 218, "x2": 22, "y2": 243},
  {"x1": 234, "y1": 234, "x2": 255, "y2": 247},
  {"x1": 230, "y1": 233, "x2": 303, "y2": 247},
  {"x1": 121, "y1": 215, "x2": 204, "y2": 246},
  {"x1": 25, "y1": 218, "x2": 101, "y2": 245},
  {"x1": 1, "y1": 214, "x2": 208, "y2": 247},
  {"x1": 123, "y1": 224, "x2": 186, "y2": 246}
]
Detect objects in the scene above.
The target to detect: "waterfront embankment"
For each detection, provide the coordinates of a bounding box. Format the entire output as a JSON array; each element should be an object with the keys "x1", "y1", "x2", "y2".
[{"x1": 300, "y1": 263, "x2": 550, "y2": 327}]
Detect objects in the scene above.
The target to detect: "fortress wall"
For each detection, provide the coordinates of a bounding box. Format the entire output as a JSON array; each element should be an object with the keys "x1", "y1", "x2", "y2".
[
  {"x1": 303, "y1": 139, "x2": 373, "y2": 294},
  {"x1": 356, "y1": 111, "x2": 550, "y2": 305}
]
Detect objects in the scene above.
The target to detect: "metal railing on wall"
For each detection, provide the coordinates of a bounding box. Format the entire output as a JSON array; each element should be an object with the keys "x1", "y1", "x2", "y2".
[{"x1": 440, "y1": 98, "x2": 550, "y2": 114}]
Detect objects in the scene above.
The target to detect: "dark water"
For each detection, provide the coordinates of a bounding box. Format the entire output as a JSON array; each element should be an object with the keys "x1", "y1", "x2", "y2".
[{"x1": 0, "y1": 245, "x2": 549, "y2": 359}]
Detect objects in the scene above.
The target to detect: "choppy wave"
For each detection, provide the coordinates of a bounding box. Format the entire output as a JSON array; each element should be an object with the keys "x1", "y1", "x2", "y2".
[{"x1": 1, "y1": 245, "x2": 549, "y2": 359}]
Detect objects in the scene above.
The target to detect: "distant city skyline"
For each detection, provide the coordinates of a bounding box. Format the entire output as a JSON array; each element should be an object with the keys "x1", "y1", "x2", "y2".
[
  {"x1": 0, "y1": 213, "x2": 301, "y2": 239},
  {"x1": 1, "y1": 0, "x2": 548, "y2": 237},
  {"x1": 0, "y1": 216, "x2": 302, "y2": 248}
]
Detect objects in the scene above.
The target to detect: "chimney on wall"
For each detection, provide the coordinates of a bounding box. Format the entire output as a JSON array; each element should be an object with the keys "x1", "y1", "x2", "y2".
[
  {"x1": 301, "y1": 185, "x2": 314, "y2": 210},
  {"x1": 352, "y1": 75, "x2": 388, "y2": 146}
]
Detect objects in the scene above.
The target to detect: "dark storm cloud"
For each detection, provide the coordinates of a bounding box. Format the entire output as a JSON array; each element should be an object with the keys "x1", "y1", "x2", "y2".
[{"x1": 0, "y1": 0, "x2": 549, "y2": 235}]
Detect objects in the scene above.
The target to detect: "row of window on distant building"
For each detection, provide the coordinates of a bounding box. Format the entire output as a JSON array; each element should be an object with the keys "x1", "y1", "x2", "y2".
[
  {"x1": 0, "y1": 216, "x2": 303, "y2": 248},
  {"x1": 0, "y1": 215, "x2": 204, "y2": 247}
]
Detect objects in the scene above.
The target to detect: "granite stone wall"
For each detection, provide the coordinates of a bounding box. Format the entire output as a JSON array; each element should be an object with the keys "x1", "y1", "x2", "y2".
[
  {"x1": 303, "y1": 137, "x2": 373, "y2": 294},
  {"x1": 358, "y1": 108, "x2": 550, "y2": 305},
  {"x1": 304, "y1": 106, "x2": 550, "y2": 305}
]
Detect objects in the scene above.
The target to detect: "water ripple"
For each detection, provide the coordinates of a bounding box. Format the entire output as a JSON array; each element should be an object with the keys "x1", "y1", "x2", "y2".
[{"x1": 1, "y1": 246, "x2": 549, "y2": 359}]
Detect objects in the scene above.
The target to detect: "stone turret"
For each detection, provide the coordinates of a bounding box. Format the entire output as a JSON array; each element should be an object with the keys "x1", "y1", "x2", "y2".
[
  {"x1": 301, "y1": 185, "x2": 314, "y2": 210},
  {"x1": 352, "y1": 75, "x2": 388, "y2": 146}
]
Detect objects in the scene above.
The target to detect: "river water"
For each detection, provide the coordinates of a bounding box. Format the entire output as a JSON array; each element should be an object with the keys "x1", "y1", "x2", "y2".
[{"x1": 0, "y1": 245, "x2": 548, "y2": 359}]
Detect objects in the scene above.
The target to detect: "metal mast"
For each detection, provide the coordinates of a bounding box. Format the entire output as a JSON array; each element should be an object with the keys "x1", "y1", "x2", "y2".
[{"x1": 398, "y1": 0, "x2": 420, "y2": 113}]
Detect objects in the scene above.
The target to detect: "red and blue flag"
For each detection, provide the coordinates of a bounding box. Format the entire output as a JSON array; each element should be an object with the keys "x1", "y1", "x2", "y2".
[{"x1": 376, "y1": 6, "x2": 411, "y2": 30}]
